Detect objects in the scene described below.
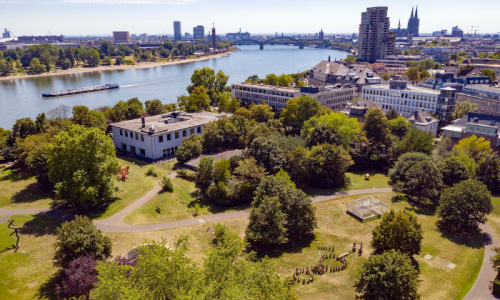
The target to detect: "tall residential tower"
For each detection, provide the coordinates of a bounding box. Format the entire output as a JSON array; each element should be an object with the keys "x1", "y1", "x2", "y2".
[
  {"x1": 358, "y1": 6, "x2": 395, "y2": 63},
  {"x1": 212, "y1": 23, "x2": 217, "y2": 50},
  {"x1": 193, "y1": 25, "x2": 204, "y2": 40},
  {"x1": 173, "y1": 21, "x2": 181, "y2": 41}
]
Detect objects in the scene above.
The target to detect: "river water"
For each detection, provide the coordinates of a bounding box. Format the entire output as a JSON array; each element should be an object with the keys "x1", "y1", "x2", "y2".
[{"x1": 0, "y1": 45, "x2": 348, "y2": 129}]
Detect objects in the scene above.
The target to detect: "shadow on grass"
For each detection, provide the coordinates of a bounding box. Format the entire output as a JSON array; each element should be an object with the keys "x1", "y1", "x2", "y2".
[
  {"x1": 36, "y1": 270, "x2": 61, "y2": 300},
  {"x1": 393, "y1": 194, "x2": 437, "y2": 217},
  {"x1": 10, "y1": 182, "x2": 55, "y2": 204},
  {"x1": 249, "y1": 235, "x2": 316, "y2": 260},
  {"x1": 21, "y1": 214, "x2": 65, "y2": 237},
  {"x1": 0, "y1": 168, "x2": 34, "y2": 183},
  {"x1": 436, "y1": 225, "x2": 484, "y2": 249}
]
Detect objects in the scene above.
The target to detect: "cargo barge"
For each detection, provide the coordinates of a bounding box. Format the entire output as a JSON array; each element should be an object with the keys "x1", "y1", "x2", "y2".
[{"x1": 42, "y1": 83, "x2": 119, "y2": 97}]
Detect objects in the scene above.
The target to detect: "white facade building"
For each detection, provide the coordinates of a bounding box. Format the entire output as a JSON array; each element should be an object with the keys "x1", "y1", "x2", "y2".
[
  {"x1": 406, "y1": 109, "x2": 440, "y2": 136},
  {"x1": 231, "y1": 83, "x2": 357, "y2": 112},
  {"x1": 110, "y1": 111, "x2": 223, "y2": 160},
  {"x1": 361, "y1": 81, "x2": 440, "y2": 116}
]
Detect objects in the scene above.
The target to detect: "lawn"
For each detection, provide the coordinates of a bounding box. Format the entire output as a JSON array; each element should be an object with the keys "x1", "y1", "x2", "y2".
[
  {"x1": 0, "y1": 214, "x2": 61, "y2": 300},
  {"x1": 109, "y1": 192, "x2": 483, "y2": 300},
  {"x1": 0, "y1": 167, "x2": 54, "y2": 209},
  {"x1": 123, "y1": 176, "x2": 250, "y2": 225},
  {"x1": 303, "y1": 171, "x2": 391, "y2": 197}
]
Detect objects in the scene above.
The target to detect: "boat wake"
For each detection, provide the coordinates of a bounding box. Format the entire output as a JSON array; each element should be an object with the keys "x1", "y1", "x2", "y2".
[{"x1": 121, "y1": 78, "x2": 189, "y2": 88}]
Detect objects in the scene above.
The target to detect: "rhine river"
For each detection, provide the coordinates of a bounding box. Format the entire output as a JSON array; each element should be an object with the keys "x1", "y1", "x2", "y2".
[{"x1": 0, "y1": 45, "x2": 348, "y2": 129}]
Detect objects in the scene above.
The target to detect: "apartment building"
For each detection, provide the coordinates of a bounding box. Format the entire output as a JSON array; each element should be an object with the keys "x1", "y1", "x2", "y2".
[
  {"x1": 358, "y1": 6, "x2": 396, "y2": 63},
  {"x1": 461, "y1": 58, "x2": 500, "y2": 78},
  {"x1": 456, "y1": 85, "x2": 500, "y2": 116},
  {"x1": 110, "y1": 111, "x2": 223, "y2": 160},
  {"x1": 231, "y1": 83, "x2": 357, "y2": 112}
]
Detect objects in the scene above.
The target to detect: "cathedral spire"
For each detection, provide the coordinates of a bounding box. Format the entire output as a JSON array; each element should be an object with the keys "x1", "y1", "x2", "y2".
[
  {"x1": 398, "y1": 19, "x2": 401, "y2": 29},
  {"x1": 410, "y1": 7, "x2": 414, "y2": 19},
  {"x1": 415, "y1": 6, "x2": 418, "y2": 19}
]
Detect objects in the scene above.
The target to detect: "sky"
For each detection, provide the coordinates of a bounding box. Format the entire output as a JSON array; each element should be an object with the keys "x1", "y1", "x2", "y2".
[{"x1": 1, "y1": 0, "x2": 499, "y2": 36}]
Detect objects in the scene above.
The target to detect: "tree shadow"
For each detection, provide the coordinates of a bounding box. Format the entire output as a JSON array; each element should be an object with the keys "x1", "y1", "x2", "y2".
[
  {"x1": 0, "y1": 168, "x2": 33, "y2": 183},
  {"x1": 10, "y1": 182, "x2": 55, "y2": 204},
  {"x1": 21, "y1": 214, "x2": 65, "y2": 237},
  {"x1": 36, "y1": 270, "x2": 61, "y2": 300},
  {"x1": 436, "y1": 226, "x2": 484, "y2": 249},
  {"x1": 250, "y1": 234, "x2": 316, "y2": 260}
]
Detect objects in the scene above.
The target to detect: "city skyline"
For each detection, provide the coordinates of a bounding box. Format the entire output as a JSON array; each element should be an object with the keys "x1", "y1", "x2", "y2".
[{"x1": 1, "y1": 0, "x2": 499, "y2": 36}]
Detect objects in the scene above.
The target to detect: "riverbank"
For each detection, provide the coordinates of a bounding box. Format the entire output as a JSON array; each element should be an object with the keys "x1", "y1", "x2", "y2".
[{"x1": 0, "y1": 49, "x2": 236, "y2": 82}]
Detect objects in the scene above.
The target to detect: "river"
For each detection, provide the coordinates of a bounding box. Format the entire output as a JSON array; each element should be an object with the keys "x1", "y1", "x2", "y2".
[{"x1": 0, "y1": 45, "x2": 348, "y2": 129}]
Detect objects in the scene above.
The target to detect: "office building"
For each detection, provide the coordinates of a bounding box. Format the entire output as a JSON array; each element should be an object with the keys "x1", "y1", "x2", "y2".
[
  {"x1": 461, "y1": 58, "x2": 500, "y2": 78},
  {"x1": 358, "y1": 7, "x2": 396, "y2": 63},
  {"x1": 422, "y1": 48, "x2": 450, "y2": 64},
  {"x1": 193, "y1": 25, "x2": 204, "y2": 40},
  {"x1": 174, "y1": 21, "x2": 181, "y2": 41},
  {"x1": 436, "y1": 86, "x2": 457, "y2": 121},
  {"x1": 226, "y1": 29, "x2": 251, "y2": 41},
  {"x1": 2, "y1": 29, "x2": 10, "y2": 38},
  {"x1": 442, "y1": 111, "x2": 500, "y2": 151},
  {"x1": 140, "y1": 33, "x2": 148, "y2": 42},
  {"x1": 376, "y1": 55, "x2": 420, "y2": 68},
  {"x1": 110, "y1": 111, "x2": 224, "y2": 160},
  {"x1": 406, "y1": 109, "x2": 440, "y2": 136},
  {"x1": 18, "y1": 35, "x2": 65, "y2": 43},
  {"x1": 361, "y1": 80, "x2": 440, "y2": 116},
  {"x1": 456, "y1": 85, "x2": 500, "y2": 116},
  {"x1": 319, "y1": 29, "x2": 324, "y2": 40},
  {"x1": 112, "y1": 31, "x2": 130, "y2": 43},
  {"x1": 231, "y1": 83, "x2": 357, "y2": 113}
]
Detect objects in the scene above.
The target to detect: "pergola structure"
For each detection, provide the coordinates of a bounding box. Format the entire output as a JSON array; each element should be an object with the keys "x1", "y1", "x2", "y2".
[{"x1": 347, "y1": 197, "x2": 388, "y2": 220}]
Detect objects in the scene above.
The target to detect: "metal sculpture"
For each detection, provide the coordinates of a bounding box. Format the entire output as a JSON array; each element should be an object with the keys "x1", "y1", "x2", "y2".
[
  {"x1": 7, "y1": 219, "x2": 21, "y2": 249},
  {"x1": 119, "y1": 166, "x2": 130, "y2": 181}
]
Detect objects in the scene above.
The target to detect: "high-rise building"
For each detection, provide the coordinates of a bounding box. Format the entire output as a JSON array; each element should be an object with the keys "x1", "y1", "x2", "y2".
[
  {"x1": 358, "y1": 7, "x2": 395, "y2": 63},
  {"x1": 319, "y1": 29, "x2": 324, "y2": 40},
  {"x1": 407, "y1": 6, "x2": 420, "y2": 37},
  {"x1": 193, "y1": 25, "x2": 204, "y2": 40},
  {"x1": 3, "y1": 29, "x2": 11, "y2": 38},
  {"x1": 113, "y1": 31, "x2": 130, "y2": 43},
  {"x1": 140, "y1": 33, "x2": 148, "y2": 42},
  {"x1": 174, "y1": 21, "x2": 181, "y2": 41},
  {"x1": 212, "y1": 23, "x2": 217, "y2": 50}
]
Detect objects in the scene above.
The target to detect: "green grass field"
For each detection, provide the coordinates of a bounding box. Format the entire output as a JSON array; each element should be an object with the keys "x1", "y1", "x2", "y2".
[
  {"x1": 0, "y1": 167, "x2": 54, "y2": 209},
  {"x1": 303, "y1": 171, "x2": 391, "y2": 197}
]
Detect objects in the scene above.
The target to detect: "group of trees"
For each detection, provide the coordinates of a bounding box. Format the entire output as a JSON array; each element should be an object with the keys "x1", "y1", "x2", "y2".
[
  {"x1": 245, "y1": 71, "x2": 307, "y2": 88},
  {"x1": 404, "y1": 59, "x2": 440, "y2": 82}
]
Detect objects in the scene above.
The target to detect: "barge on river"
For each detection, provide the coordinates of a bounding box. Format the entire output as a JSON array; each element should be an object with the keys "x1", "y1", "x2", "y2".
[{"x1": 42, "y1": 83, "x2": 119, "y2": 97}]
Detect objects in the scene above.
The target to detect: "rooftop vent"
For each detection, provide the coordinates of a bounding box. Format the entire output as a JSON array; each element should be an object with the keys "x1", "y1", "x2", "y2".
[{"x1": 149, "y1": 125, "x2": 155, "y2": 133}]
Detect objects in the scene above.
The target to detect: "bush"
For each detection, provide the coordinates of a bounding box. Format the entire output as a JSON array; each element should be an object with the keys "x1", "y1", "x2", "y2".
[
  {"x1": 494, "y1": 277, "x2": 500, "y2": 295},
  {"x1": 213, "y1": 223, "x2": 230, "y2": 244},
  {"x1": 123, "y1": 59, "x2": 135, "y2": 65},
  {"x1": 55, "y1": 256, "x2": 98, "y2": 300},
  {"x1": 175, "y1": 135, "x2": 202, "y2": 164},
  {"x1": 161, "y1": 176, "x2": 174, "y2": 192},
  {"x1": 146, "y1": 165, "x2": 158, "y2": 177},
  {"x1": 177, "y1": 168, "x2": 196, "y2": 180}
]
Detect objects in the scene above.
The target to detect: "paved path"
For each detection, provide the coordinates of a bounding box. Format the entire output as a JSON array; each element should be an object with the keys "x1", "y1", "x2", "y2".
[{"x1": 463, "y1": 222, "x2": 500, "y2": 300}]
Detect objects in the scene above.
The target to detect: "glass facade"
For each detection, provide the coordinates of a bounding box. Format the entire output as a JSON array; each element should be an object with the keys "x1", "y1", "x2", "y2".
[{"x1": 436, "y1": 87, "x2": 456, "y2": 121}]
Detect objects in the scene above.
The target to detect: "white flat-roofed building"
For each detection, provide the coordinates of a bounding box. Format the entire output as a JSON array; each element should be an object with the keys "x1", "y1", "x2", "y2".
[
  {"x1": 110, "y1": 111, "x2": 223, "y2": 160},
  {"x1": 231, "y1": 83, "x2": 357, "y2": 112},
  {"x1": 361, "y1": 80, "x2": 440, "y2": 116}
]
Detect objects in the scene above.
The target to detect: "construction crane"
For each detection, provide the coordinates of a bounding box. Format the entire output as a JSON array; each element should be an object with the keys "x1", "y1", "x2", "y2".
[
  {"x1": 48, "y1": 30, "x2": 52, "y2": 37},
  {"x1": 474, "y1": 30, "x2": 479, "y2": 36}
]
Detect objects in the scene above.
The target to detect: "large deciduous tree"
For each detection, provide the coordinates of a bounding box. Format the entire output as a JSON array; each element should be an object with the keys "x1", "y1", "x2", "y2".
[
  {"x1": 301, "y1": 112, "x2": 360, "y2": 149},
  {"x1": 306, "y1": 143, "x2": 353, "y2": 188},
  {"x1": 177, "y1": 86, "x2": 211, "y2": 112},
  {"x1": 279, "y1": 95, "x2": 327, "y2": 134},
  {"x1": 451, "y1": 100, "x2": 477, "y2": 120},
  {"x1": 246, "y1": 196, "x2": 288, "y2": 246},
  {"x1": 175, "y1": 134, "x2": 202, "y2": 164},
  {"x1": 145, "y1": 99, "x2": 166, "y2": 116},
  {"x1": 396, "y1": 127, "x2": 434, "y2": 156},
  {"x1": 186, "y1": 67, "x2": 228, "y2": 104},
  {"x1": 48, "y1": 125, "x2": 119, "y2": 210},
  {"x1": 55, "y1": 255, "x2": 98, "y2": 300},
  {"x1": 371, "y1": 209, "x2": 423, "y2": 256},
  {"x1": 437, "y1": 180, "x2": 493, "y2": 234},
  {"x1": 437, "y1": 156, "x2": 469, "y2": 187},
  {"x1": 354, "y1": 250, "x2": 421, "y2": 300}
]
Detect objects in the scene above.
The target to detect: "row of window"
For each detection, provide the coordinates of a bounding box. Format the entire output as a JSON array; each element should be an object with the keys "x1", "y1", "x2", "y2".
[
  {"x1": 364, "y1": 89, "x2": 438, "y2": 101},
  {"x1": 121, "y1": 143, "x2": 146, "y2": 156},
  {"x1": 368, "y1": 96, "x2": 436, "y2": 109},
  {"x1": 233, "y1": 85, "x2": 293, "y2": 97},
  {"x1": 119, "y1": 127, "x2": 202, "y2": 142},
  {"x1": 119, "y1": 130, "x2": 145, "y2": 141}
]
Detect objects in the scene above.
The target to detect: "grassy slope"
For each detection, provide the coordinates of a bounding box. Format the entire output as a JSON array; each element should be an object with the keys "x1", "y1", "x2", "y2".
[
  {"x1": 303, "y1": 171, "x2": 390, "y2": 197},
  {"x1": 0, "y1": 167, "x2": 54, "y2": 209}
]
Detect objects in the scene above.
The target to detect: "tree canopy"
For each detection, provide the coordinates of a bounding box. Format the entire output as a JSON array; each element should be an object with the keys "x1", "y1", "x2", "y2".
[{"x1": 301, "y1": 112, "x2": 360, "y2": 149}]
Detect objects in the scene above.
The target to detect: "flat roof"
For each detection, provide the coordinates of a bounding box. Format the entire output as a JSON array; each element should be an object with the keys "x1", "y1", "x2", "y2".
[
  {"x1": 184, "y1": 150, "x2": 243, "y2": 168},
  {"x1": 363, "y1": 84, "x2": 439, "y2": 94},
  {"x1": 111, "y1": 111, "x2": 224, "y2": 136},
  {"x1": 232, "y1": 82, "x2": 299, "y2": 92}
]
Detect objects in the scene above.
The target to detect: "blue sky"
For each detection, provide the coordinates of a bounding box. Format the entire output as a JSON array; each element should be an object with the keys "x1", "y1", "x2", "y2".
[{"x1": 1, "y1": 0, "x2": 499, "y2": 36}]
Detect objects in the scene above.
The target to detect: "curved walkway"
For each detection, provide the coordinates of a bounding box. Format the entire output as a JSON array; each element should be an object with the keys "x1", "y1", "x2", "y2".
[{"x1": 0, "y1": 186, "x2": 498, "y2": 298}]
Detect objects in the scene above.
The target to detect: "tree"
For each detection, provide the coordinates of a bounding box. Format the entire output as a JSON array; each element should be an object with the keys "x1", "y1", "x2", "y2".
[
  {"x1": 86, "y1": 49, "x2": 101, "y2": 66},
  {"x1": 145, "y1": 99, "x2": 165, "y2": 116},
  {"x1": 401, "y1": 160, "x2": 442, "y2": 204},
  {"x1": 178, "y1": 86, "x2": 211, "y2": 112},
  {"x1": 233, "y1": 107, "x2": 252, "y2": 119},
  {"x1": 440, "y1": 40, "x2": 450, "y2": 46},
  {"x1": 354, "y1": 250, "x2": 421, "y2": 300},
  {"x1": 126, "y1": 97, "x2": 144, "y2": 119},
  {"x1": 405, "y1": 60, "x2": 419, "y2": 68},
  {"x1": 406, "y1": 67, "x2": 420, "y2": 82},
  {"x1": 453, "y1": 134, "x2": 492, "y2": 159},
  {"x1": 457, "y1": 64, "x2": 475, "y2": 77},
  {"x1": 418, "y1": 58, "x2": 435, "y2": 71},
  {"x1": 54, "y1": 216, "x2": 112, "y2": 269},
  {"x1": 227, "y1": 97, "x2": 240, "y2": 113},
  {"x1": 372, "y1": 209, "x2": 423, "y2": 256},
  {"x1": 381, "y1": 73, "x2": 391, "y2": 81},
  {"x1": 451, "y1": 100, "x2": 477, "y2": 120},
  {"x1": 248, "y1": 135, "x2": 285, "y2": 173},
  {"x1": 72, "y1": 105, "x2": 106, "y2": 131},
  {"x1": 48, "y1": 125, "x2": 119, "y2": 210},
  {"x1": 186, "y1": 67, "x2": 228, "y2": 104},
  {"x1": 263, "y1": 73, "x2": 278, "y2": 85},
  {"x1": 437, "y1": 180, "x2": 492, "y2": 234},
  {"x1": 250, "y1": 101, "x2": 275, "y2": 122},
  {"x1": 214, "y1": 157, "x2": 231, "y2": 185},
  {"x1": 385, "y1": 108, "x2": 399, "y2": 120},
  {"x1": 103, "y1": 56, "x2": 112, "y2": 65},
  {"x1": 279, "y1": 95, "x2": 326, "y2": 134},
  {"x1": 481, "y1": 69, "x2": 497, "y2": 82},
  {"x1": 233, "y1": 157, "x2": 268, "y2": 188},
  {"x1": 396, "y1": 127, "x2": 434, "y2": 156},
  {"x1": 363, "y1": 107, "x2": 391, "y2": 143},
  {"x1": 305, "y1": 123, "x2": 341, "y2": 147},
  {"x1": 433, "y1": 136, "x2": 453, "y2": 161},
  {"x1": 56, "y1": 256, "x2": 98, "y2": 300},
  {"x1": 198, "y1": 157, "x2": 214, "y2": 189},
  {"x1": 29, "y1": 57, "x2": 45, "y2": 74},
  {"x1": 276, "y1": 73, "x2": 293, "y2": 87},
  {"x1": 389, "y1": 152, "x2": 431, "y2": 192},
  {"x1": 175, "y1": 134, "x2": 202, "y2": 164},
  {"x1": 13, "y1": 133, "x2": 53, "y2": 184},
  {"x1": 306, "y1": 143, "x2": 353, "y2": 188},
  {"x1": 438, "y1": 156, "x2": 469, "y2": 187},
  {"x1": 115, "y1": 56, "x2": 124, "y2": 65},
  {"x1": 246, "y1": 196, "x2": 288, "y2": 246},
  {"x1": 301, "y1": 112, "x2": 361, "y2": 149},
  {"x1": 419, "y1": 69, "x2": 431, "y2": 80},
  {"x1": 161, "y1": 176, "x2": 174, "y2": 192},
  {"x1": 476, "y1": 153, "x2": 500, "y2": 193},
  {"x1": 388, "y1": 116, "x2": 410, "y2": 138}
]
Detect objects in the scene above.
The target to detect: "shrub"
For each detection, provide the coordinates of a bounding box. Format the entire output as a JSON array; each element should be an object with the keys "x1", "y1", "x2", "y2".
[
  {"x1": 146, "y1": 165, "x2": 158, "y2": 177},
  {"x1": 494, "y1": 277, "x2": 500, "y2": 295},
  {"x1": 177, "y1": 168, "x2": 196, "y2": 180},
  {"x1": 55, "y1": 256, "x2": 98, "y2": 300},
  {"x1": 161, "y1": 176, "x2": 174, "y2": 192}
]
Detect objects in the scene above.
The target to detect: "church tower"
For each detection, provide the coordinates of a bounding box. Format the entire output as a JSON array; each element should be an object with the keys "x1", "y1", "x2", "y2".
[{"x1": 407, "y1": 6, "x2": 420, "y2": 37}]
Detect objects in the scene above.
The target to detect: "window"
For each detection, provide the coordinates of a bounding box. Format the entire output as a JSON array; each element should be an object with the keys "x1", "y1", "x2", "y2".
[
  {"x1": 130, "y1": 146, "x2": 136, "y2": 154},
  {"x1": 167, "y1": 133, "x2": 172, "y2": 140},
  {"x1": 125, "y1": 131, "x2": 128, "y2": 137},
  {"x1": 167, "y1": 148, "x2": 171, "y2": 156},
  {"x1": 175, "y1": 146, "x2": 178, "y2": 152},
  {"x1": 190, "y1": 128, "x2": 194, "y2": 135},
  {"x1": 175, "y1": 132, "x2": 179, "y2": 139},
  {"x1": 139, "y1": 149, "x2": 145, "y2": 157},
  {"x1": 163, "y1": 149, "x2": 166, "y2": 157},
  {"x1": 135, "y1": 133, "x2": 139, "y2": 140},
  {"x1": 141, "y1": 135, "x2": 144, "y2": 142},
  {"x1": 120, "y1": 129, "x2": 123, "y2": 136},
  {"x1": 183, "y1": 130, "x2": 187, "y2": 137},
  {"x1": 121, "y1": 143, "x2": 127, "y2": 150},
  {"x1": 159, "y1": 135, "x2": 164, "y2": 143}
]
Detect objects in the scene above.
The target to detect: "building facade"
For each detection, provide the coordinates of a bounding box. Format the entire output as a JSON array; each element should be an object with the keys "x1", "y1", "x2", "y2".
[
  {"x1": 112, "y1": 31, "x2": 130, "y2": 43},
  {"x1": 461, "y1": 58, "x2": 500, "y2": 78},
  {"x1": 376, "y1": 55, "x2": 420, "y2": 68},
  {"x1": 358, "y1": 7, "x2": 396, "y2": 63},
  {"x1": 406, "y1": 109, "x2": 439, "y2": 136},
  {"x1": 211, "y1": 23, "x2": 217, "y2": 50},
  {"x1": 2, "y1": 29, "x2": 10, "y2": 38},
  {"x1": 231, "y1": 83, "x2": 357, "y2": 113},
  {"x1": 407, "y1": 6, "x2": 420, "y2": 37},
  {"x1": 174, "y1": 21, "x2": 181, "y2": 41},
  {"x1": 110, "y1": 111, "x2": 223, "y2": 160},
  {"x1": 140, "y1": 33, "x2": 148, "y2": 42},
  {"x1": 436, "y1": 86, "x2": 457, "y2": 121},
  {"x1": 442, "y1": 112, "x2": 500, "y2": 151},
  {"x1": 193, "y1": 25, "x2": 204, "y2": 40},
  {"x1": 456, "y1": 85, "x2": 500, "y2": 116},
  {"x1": 361, "y1": 80, "x2": 440, "y2": 116},
  {"x1": 18, "y1": 35, "x2": 65, "y2": 43}
]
